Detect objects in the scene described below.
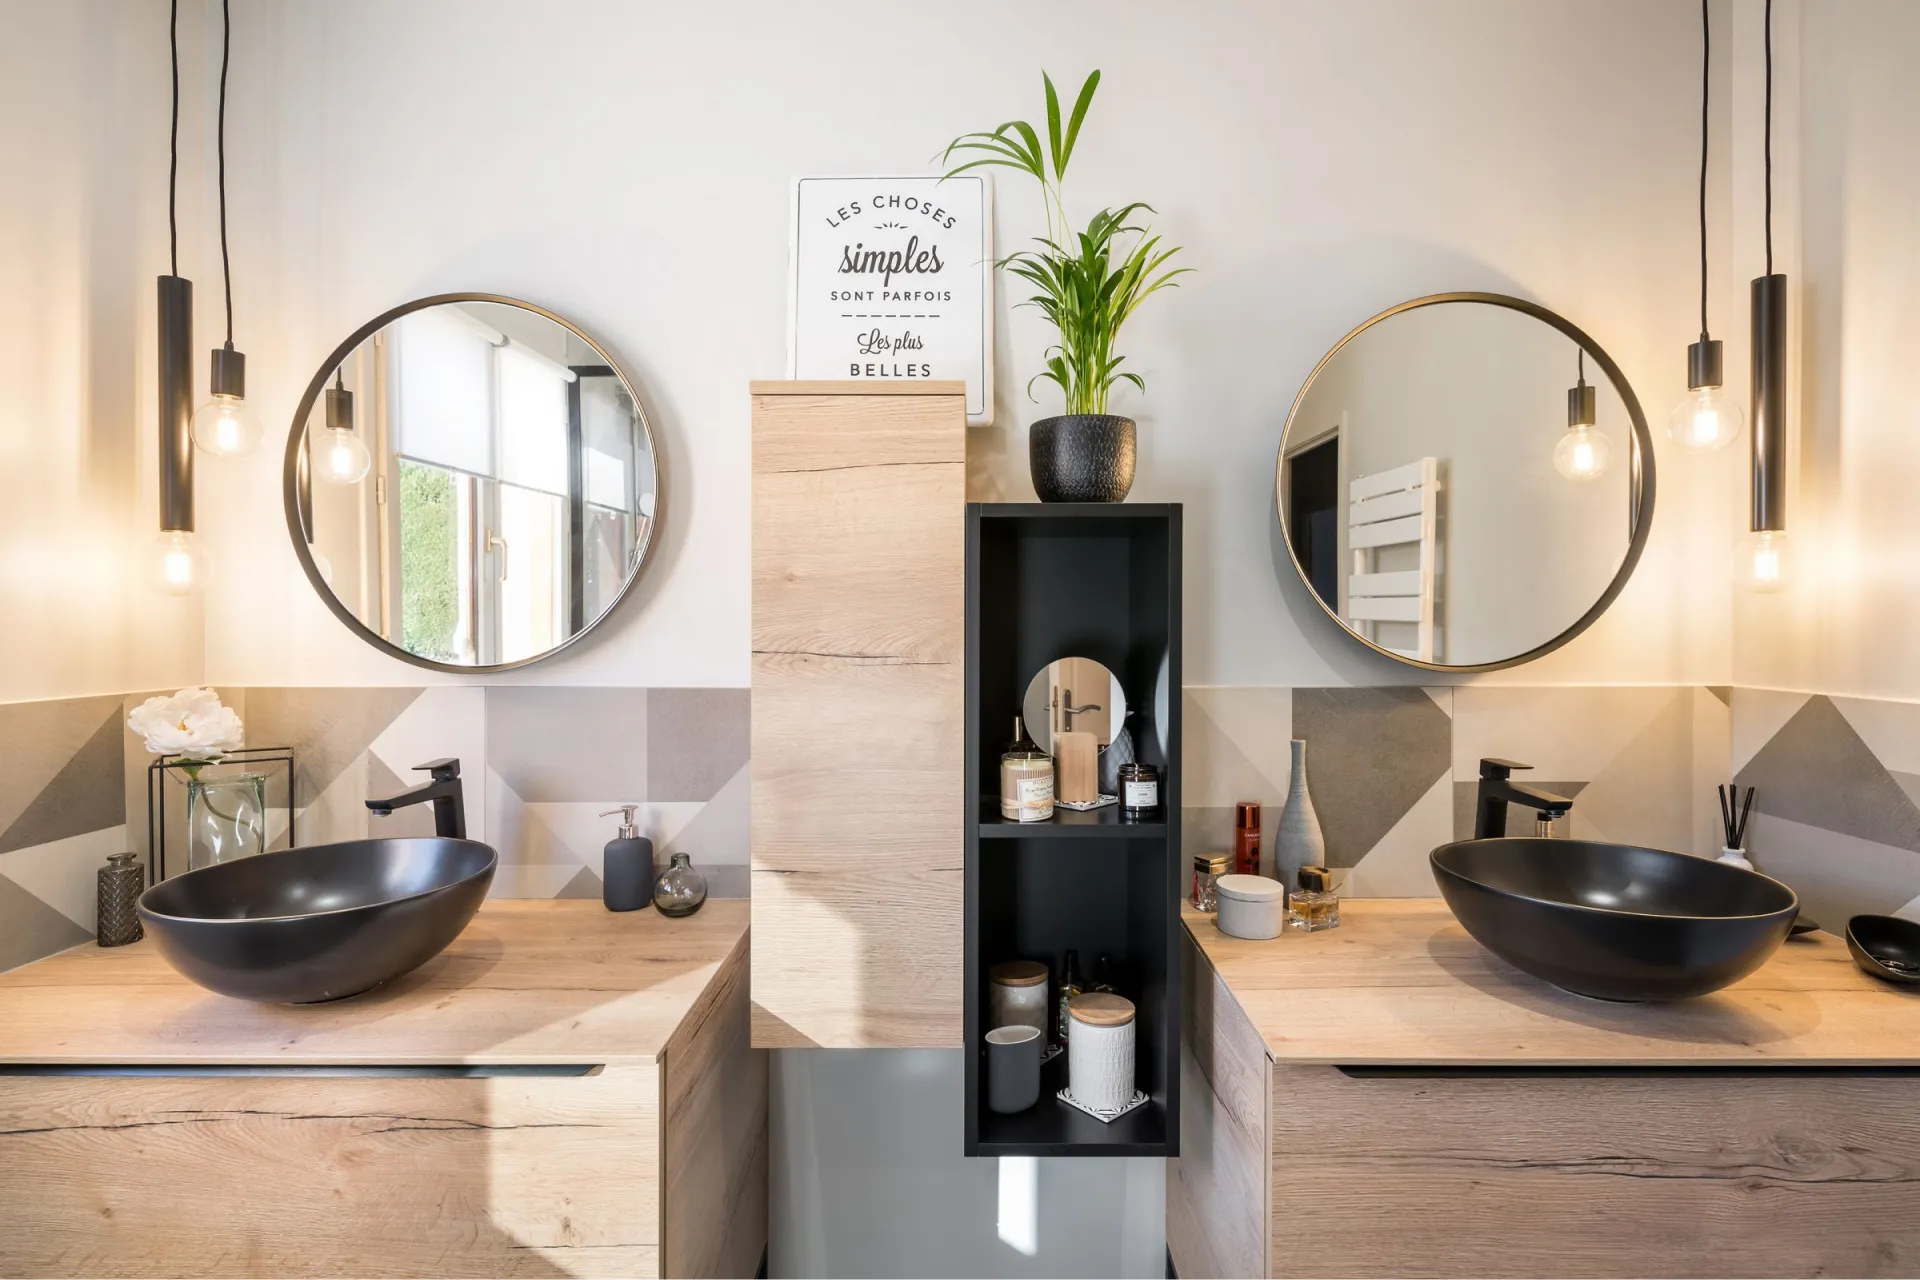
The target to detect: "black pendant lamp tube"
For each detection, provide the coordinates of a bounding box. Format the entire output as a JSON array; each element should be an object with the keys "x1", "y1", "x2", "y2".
[
  {"x1": 1750, "y1": 0, "x2": 1786, "y2": 536},
  {"x1": 1750, "y1": 272, "x2": 1787, "y2": 532},
  {"x1": 157, "y1": 274, "x2": 194, "y2": 531},
  {"x1": 157, "y1": 0, "x2": 193, "y2": 535}
]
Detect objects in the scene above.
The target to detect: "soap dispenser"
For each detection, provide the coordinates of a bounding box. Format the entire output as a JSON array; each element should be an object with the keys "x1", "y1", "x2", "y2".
[{"x1": 599, "y1": 806, "x2": 654, "y2": 912}]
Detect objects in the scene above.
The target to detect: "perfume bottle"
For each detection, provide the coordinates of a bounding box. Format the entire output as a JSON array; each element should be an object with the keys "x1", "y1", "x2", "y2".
[
  {"x1": 1091, "y1": 953, "x2": 1115, "y2": 994},
  {"x1": 1001, "y1": 717, "x2": 1055, "y2": 822},
  {"x1": 1055, "y1": 949, "x2": 1082, "y2": 1044},
  {"x1": 1288, "y1": 864, "x2": 1341, "y2": 932},
  {"x1": 653, "y1": 852, "x2": 708, "y2": 918},
  {"x1": 1234, "y1": 802, "x2": 1262, "y2": 877},
  {"x1": 1191, "y1": 853, "x2": 1227, "y2": 912}
]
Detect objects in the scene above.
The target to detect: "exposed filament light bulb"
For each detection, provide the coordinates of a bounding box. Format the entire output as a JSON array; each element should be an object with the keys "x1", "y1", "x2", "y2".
[
  {"x1": 150, "y1": 529, "x2": 209, "y2": 595},
  {"x1": 1554, "y1": 350, "x2": 1611, "y2": 481},
  {"x1": 1666, "y1": 339, "x2": 1742, "y2": 453},
  {"x1": 317, "y1": 370, "x2": 372, "y2": 485},
  {"x1": 1741, "y1": 528, "x2": 1792, "y2": 593}
]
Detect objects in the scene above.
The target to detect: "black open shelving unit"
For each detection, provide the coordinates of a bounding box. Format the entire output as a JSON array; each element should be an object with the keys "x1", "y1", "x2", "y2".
[{"x1": 964, "y1": 503, "x2": 1181, "y2": 1158}]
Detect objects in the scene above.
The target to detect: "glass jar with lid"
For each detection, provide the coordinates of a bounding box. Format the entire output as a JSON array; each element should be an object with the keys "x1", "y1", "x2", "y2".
[{"x1": 1000, "y1": 716, "x2": 1055, "y2": 822}]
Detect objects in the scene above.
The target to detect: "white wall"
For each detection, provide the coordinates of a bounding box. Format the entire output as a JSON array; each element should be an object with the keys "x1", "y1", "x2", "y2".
[
  {"x1": 200, "y1": 0, "x2": 1736, "y2": 694},
  {"x1": 1734, "y1": 0, "x2": 1920, "y2": 703},
  {"x1": 0, "y1": 0, "x2": 206, "y2": 703}
]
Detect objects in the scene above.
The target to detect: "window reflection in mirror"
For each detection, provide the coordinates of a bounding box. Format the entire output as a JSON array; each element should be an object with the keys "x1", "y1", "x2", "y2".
[{"x1": 296, "y1": 298, "x2": 658, "y2": 670}]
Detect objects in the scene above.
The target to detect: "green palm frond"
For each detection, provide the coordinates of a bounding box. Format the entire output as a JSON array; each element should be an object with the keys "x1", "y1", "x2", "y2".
[{"x1": 941, "y1": 71, "x2": 1188, "y2": 416}]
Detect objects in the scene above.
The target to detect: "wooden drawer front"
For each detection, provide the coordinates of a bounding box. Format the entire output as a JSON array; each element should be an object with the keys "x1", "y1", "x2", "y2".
[
  {"x1": 750, "y1": 383, "x2": 964, "y2": 1048},
  {"x1": 1271, "y1": 1065, "x2": 1920, "y2": 1278},
  {"x1": 0, "y1": 1064, "x2": 659, "y2": 1279}
]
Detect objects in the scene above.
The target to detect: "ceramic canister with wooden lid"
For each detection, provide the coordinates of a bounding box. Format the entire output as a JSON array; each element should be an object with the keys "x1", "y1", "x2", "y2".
[
  {"x1": 1067, "y1": 991, "x2": 1136, "y2": 1111},
  {"x1": 989, "y1": 960, "x2": 1050, "y2": 1035}
]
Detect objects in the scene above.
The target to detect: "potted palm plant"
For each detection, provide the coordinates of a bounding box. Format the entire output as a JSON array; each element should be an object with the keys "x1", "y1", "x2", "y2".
[{"x1": 944, "y1": 70, "x2": 1188, "y2": 502}]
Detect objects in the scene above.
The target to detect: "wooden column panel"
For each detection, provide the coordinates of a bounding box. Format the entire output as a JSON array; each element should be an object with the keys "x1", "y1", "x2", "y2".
[
  {"x1": 1168, "y1": 930, "x2": 1270, "y2": 1279},
  {"x1": 750, "y1": 381, "x2": 965, "y2": 1047}
]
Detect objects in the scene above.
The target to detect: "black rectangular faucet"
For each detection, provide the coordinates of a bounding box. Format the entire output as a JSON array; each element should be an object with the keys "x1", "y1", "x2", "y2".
[
  {"x1": 366, "y1": 759, "x2": 466, "y2": 839},
  {"x1": 1473, "y1": 758, "x2": 1573, "y2": 840}
]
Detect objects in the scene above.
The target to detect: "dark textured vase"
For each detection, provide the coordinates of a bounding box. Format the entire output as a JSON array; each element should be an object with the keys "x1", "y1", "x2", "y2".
[{"x1": 1029, "y1": 414, "x2": 1136, "y2": 503}]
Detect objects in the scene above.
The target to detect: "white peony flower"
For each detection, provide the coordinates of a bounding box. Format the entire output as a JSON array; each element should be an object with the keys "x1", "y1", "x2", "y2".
[{"x1": 128, "y1": 687, "x2": 245, "y2": 760}]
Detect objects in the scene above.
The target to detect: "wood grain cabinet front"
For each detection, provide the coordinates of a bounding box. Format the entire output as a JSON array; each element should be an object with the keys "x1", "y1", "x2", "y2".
[
  {"x1": 0, "y1": 903, "x2": 765, "y2": 1280},
  {"x1": 0, "y1": 1066, "x2": 661, "y2": 1278},
  {"x1": 749, "y1": 380, "x2": 966, "y2": 1049},
  {"x1": 1170, "y1": 919, "x2": 1920, "y2": 1279}
]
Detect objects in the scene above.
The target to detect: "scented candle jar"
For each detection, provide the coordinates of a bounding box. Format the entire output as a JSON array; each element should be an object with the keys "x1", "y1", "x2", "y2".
[
  {"x1": 1000, "y1": 716, "x2": 1055, "y2": 822},
  {"x1": 1119, "y1": 761, "x2": 1160, "y2": 818},
  {"x1": 988, "y1": 960, "x2": 1050, "y2": 1036}
]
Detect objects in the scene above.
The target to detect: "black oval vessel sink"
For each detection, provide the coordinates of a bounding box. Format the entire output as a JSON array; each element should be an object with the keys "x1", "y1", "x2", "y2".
[
  {"x1": 1431, "y1": 838, "x2": 1798, "y2": 1002},
  {"x1": 138, "y1": 838, "x2": 497, "y2": 1004}
]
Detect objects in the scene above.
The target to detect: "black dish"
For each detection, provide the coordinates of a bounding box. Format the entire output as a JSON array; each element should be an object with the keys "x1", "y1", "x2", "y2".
[
  {"x1": 138, "y1": 838, "x2": 497, "y2": 1003},
  {"x1": 1431, "y1": 838, "x2": 1798, "y2": 1002},
  {"x1": 1846, "y1": 914, "x2": 1920, "y2": 986}
]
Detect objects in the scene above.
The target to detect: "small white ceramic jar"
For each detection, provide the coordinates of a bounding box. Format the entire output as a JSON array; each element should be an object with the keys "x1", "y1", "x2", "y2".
[
  {"x1": 1216, "y1": 873, "x2": 1286, "y2": 940},
  {"x1": 1067, "y1": 992, "x2": 1136, "y2": 1111},
  {"x1": 988, "y1": 960, "x2": 1050, "y2": 1036}
]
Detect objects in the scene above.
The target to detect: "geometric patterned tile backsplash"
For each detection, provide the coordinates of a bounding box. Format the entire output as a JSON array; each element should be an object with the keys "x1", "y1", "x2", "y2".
[
  {"x1": 237, "y1": 686, "x2": 751, "y2": 903},
  {"x1": 6, "y1": 679, "x2": 1918, "y2": 976},
  {"x1": 0, "y1": 686, "x2": 749, "y2": 975},
  {"x1": 1184, "y1": 684, "x2": 1731, "y2": 898},
  {"x1": 1735, "y1": 690, "x2": 1920, "y2": 931},
  {"x1": 0, "y1": 694, "x2": 127, "y2": 973}
]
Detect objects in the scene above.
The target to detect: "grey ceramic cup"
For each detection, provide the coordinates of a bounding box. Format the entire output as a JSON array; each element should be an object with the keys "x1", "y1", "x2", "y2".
[{"x1": 986, "y1": 1024, "x2": 1043, "y2": 1114}]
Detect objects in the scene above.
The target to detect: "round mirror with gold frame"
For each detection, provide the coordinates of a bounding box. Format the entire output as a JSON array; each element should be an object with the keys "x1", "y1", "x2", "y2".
[
  {"x1": 283, "y1": 294, "x2": 660, "y2": 672},
  {"x1": 1275, "y1": 292, "x2": 1654, "y2": 672}
]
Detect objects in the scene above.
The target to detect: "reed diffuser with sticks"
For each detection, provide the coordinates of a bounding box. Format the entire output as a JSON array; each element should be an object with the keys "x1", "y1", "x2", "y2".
[{"x1": 1717, "y1": 784, "x2": 1756, "y2": 869}]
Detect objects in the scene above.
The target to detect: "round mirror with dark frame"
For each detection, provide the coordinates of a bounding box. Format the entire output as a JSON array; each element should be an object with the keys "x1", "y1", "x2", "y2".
[
  {"x1": 1275, "y1": 292, "x2": 1654, "y2": 672},
  {"x1": 284, "y1": 294, "x2": 660, "y2": 673}
]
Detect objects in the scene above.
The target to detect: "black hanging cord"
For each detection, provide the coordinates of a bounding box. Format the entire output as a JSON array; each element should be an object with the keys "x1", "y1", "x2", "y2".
[
  {"x1": 1764, "y1": 0, "x2": 1774, "y2": 276},
  {"x1": 1698, "y1": 0, "x2": 1710, "y2": 339},
  {"x1": 217, "y1": 0, "x2": 233, "y2": 345},
  {"x1": 168, "y1": 0, "x2": 179, "y2": 277}
]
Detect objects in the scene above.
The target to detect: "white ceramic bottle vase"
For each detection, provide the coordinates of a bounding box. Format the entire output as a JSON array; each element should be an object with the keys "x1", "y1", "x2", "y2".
[
  {"x1": 1067, "y1": 992, "x2": 1136, "y2": 1111},
  {"x1": 1273, "y1": 738, "x2": 1326, "y2": 888}
]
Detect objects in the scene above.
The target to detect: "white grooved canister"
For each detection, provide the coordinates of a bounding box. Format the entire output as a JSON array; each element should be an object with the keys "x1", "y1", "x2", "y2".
[{"x1": 1067, "y1": 992, "x2": 1136, "y2": 1111}]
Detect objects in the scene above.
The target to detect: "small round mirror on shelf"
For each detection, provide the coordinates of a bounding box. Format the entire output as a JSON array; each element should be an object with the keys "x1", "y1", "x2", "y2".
[
  {"x1": 1022, "y1": 657, "x2": 1128, "y2": 755},
  {"x1": 284, "y1": 295, "x2": 660, "y2": 672},
  {"x1": 1275, "y1": 293, "x2": 1654, "y2": 672}
]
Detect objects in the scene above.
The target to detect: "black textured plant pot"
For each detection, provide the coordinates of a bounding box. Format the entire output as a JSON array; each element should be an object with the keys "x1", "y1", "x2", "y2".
[{"x1": 1029, "y1": 414, "x2": 1136, "y2": 503}]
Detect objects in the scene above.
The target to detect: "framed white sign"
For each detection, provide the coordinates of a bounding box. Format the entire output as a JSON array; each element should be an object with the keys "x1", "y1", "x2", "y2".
[{"x1": 788, "y1": 175, "x2": 993, "y2": 425}]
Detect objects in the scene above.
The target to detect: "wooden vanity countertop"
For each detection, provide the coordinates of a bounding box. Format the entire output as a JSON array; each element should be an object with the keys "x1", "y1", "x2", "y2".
[
  {"x1": 0, "y1": 899, "x2": 748, "y2": 1067},
  {"x1": 1185, "y1": 899, "x2": 1920, "y2": 1066}
]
